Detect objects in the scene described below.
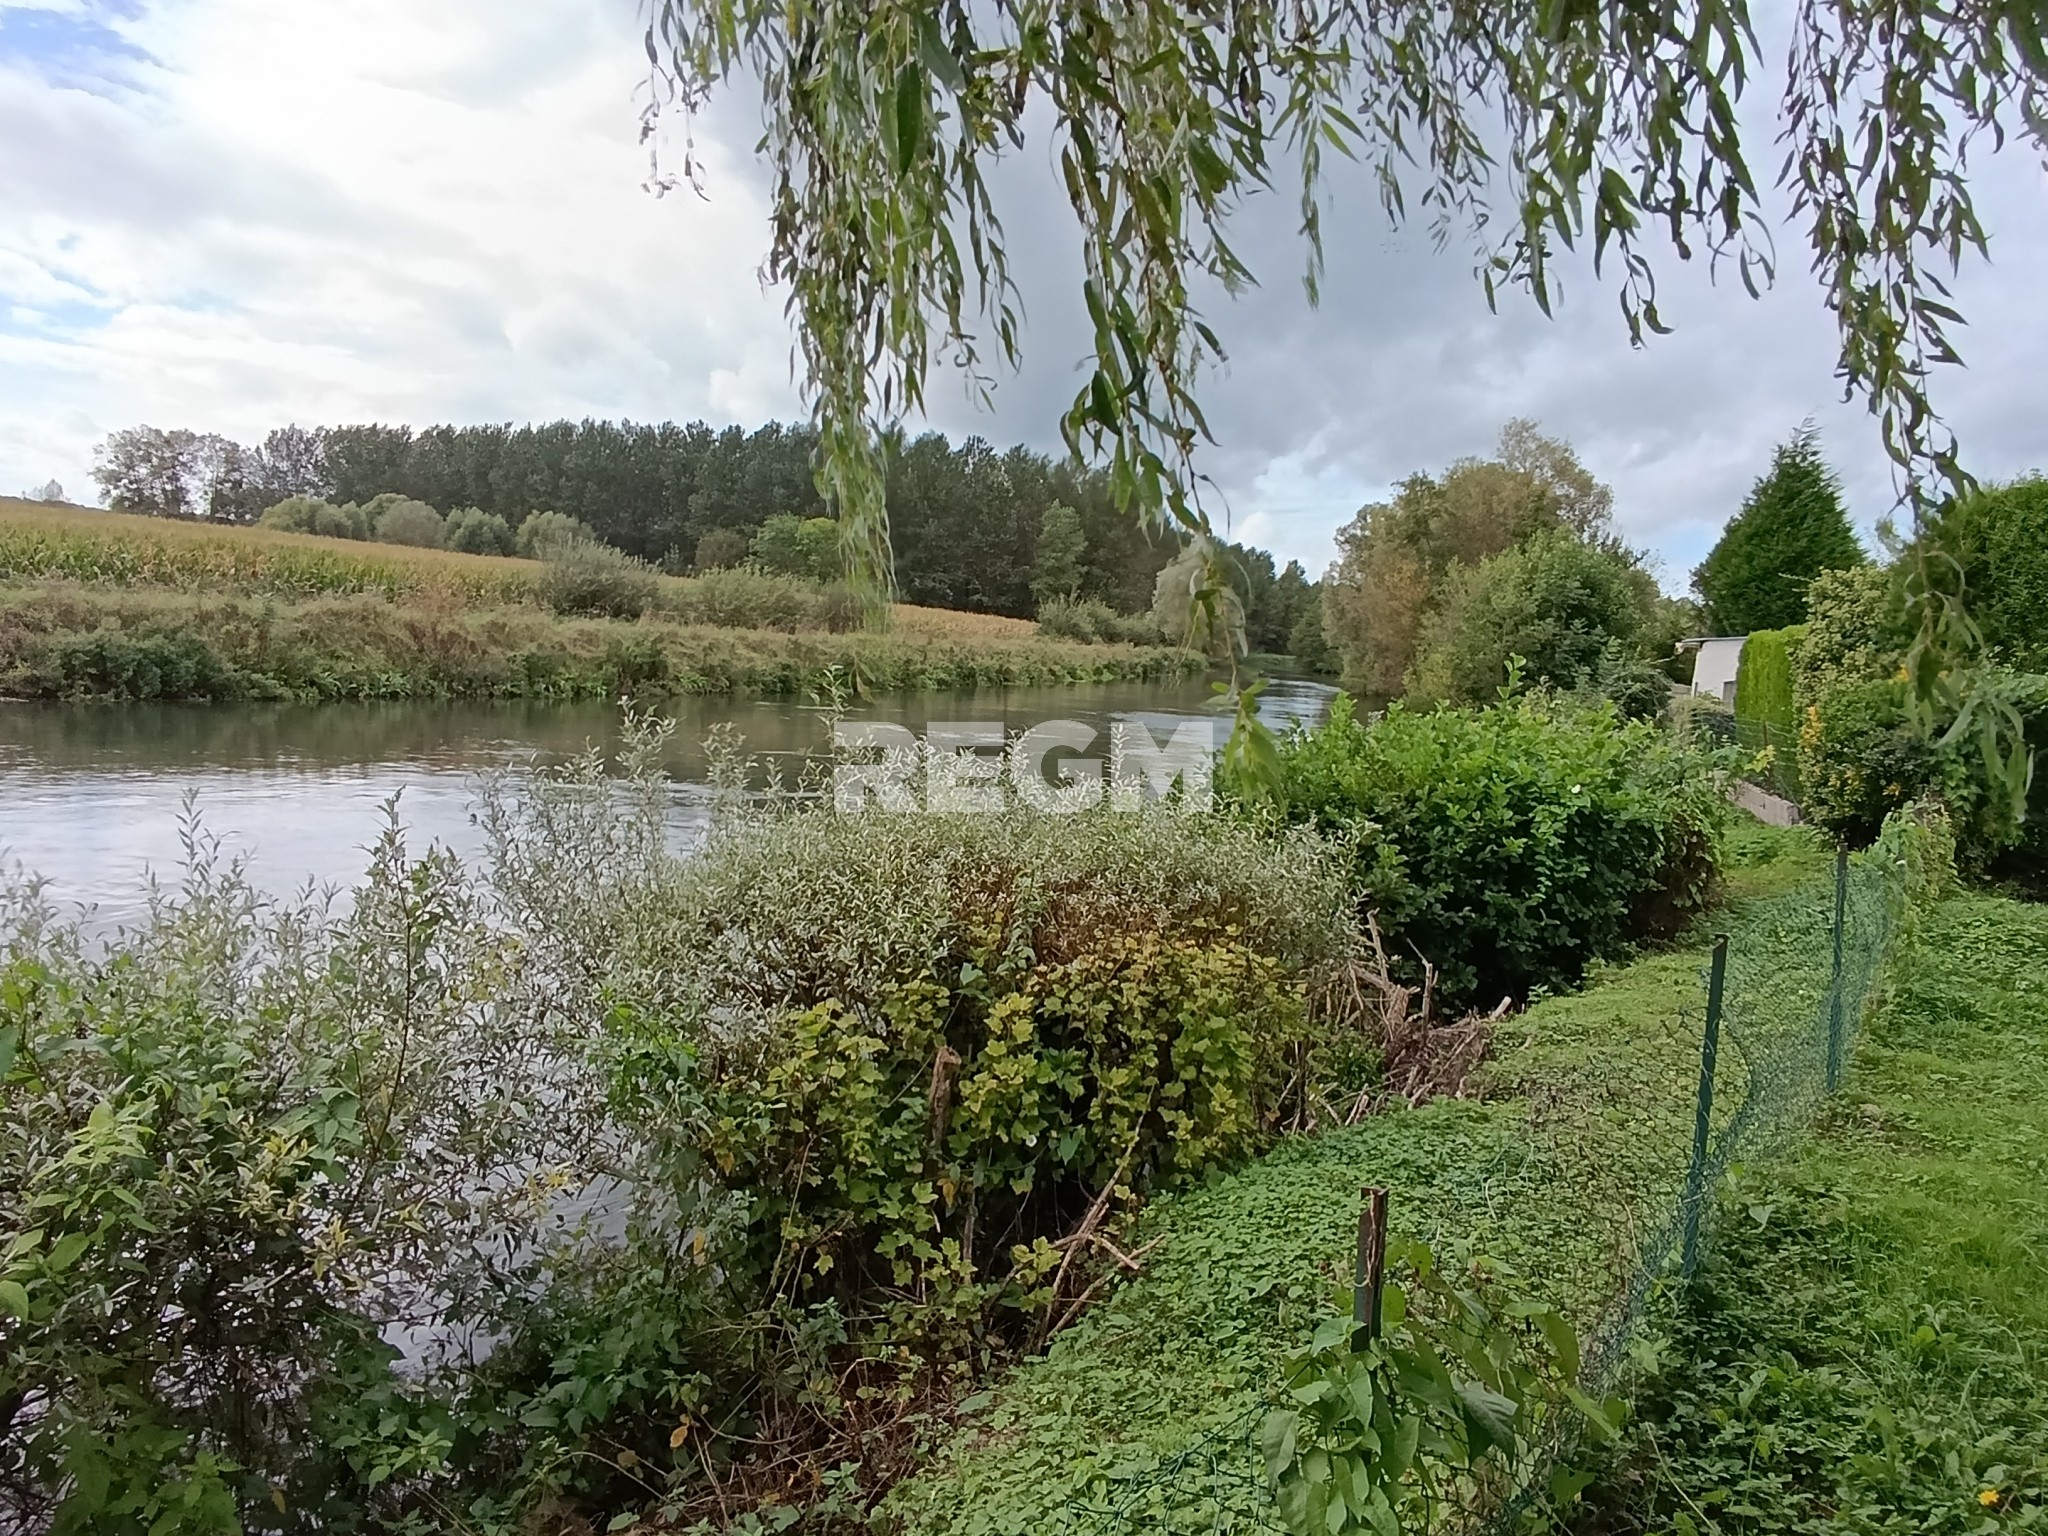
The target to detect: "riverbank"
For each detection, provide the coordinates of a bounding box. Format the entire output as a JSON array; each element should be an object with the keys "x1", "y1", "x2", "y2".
[{"x1": 0, "y1": 581, "x2": 1199, "y2": 702}]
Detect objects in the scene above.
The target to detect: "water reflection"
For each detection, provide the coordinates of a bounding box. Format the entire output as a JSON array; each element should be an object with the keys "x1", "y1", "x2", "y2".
[{"x1": 0, "y1": 678, "x2": 1336, "y2": 929}]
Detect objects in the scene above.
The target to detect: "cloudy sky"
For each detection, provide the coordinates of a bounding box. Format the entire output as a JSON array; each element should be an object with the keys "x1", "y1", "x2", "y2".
[{"x1": 3, "y1": 0, "x2": 2043, "y2": 591}]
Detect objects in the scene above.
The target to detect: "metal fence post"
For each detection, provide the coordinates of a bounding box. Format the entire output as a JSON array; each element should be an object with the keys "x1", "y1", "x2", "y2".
[
  {"x1": 1681, "y1": 935, "x2": 1729, "y2": 1276},
  {"x1": 1354, "y1": 1186, "x2": 1388, "y2": 1340},
  {"x1": 1826, "y1": 845, "x2": 1849, "y2": 1092}
]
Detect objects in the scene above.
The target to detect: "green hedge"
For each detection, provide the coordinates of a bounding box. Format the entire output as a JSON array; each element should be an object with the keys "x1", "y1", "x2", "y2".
[
  {"x1": 1734, "y1": 624, "x2": 1800, "y2": 738},
  {"x1": 1246, "y1": 696, "x2": 1727, "y2": 1010}
]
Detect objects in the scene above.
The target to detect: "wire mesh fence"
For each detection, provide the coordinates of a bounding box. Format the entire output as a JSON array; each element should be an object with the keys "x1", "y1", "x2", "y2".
[
  {"x1": 1682, "y1": 706, "x2": 1804, "y2": 803},
  {"x1": 1048, "y1": 838, "x2": 1922, "y2": 1536}
]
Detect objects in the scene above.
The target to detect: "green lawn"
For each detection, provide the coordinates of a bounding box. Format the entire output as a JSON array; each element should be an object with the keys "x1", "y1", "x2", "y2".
[{"x1": 1574, "y1": 894, "x2": 2048, "y2": 1533}]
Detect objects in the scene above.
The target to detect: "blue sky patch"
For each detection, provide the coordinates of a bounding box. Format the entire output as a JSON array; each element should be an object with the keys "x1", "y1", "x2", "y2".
[{"x1": 0, "y1": 2, "x2": 151, "y2": 93}]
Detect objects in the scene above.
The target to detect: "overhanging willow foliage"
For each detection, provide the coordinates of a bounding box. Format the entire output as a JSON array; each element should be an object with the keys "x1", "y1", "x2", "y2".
[{"x1": 644, "y1": 0, "x2": 2046, "y2": 789}]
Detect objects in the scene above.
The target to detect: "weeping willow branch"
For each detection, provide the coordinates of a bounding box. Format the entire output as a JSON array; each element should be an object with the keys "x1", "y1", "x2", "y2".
[{"x1": 644, "y1": 0, "x2": 2047, "y2": 787}]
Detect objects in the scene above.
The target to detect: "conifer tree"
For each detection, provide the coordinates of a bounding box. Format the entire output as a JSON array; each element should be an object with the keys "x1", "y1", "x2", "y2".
[{"x1": 1694, "y1": 426, "x2": 1864, "y2": 634}]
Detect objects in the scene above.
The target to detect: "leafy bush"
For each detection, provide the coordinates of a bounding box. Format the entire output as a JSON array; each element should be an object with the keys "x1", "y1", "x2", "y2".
[
  {"x1": 536, "y1": 540, "x2": 662, "y2": 618},
  {"x1": 513, "y1": 509, "x2": 595, "y2": 559},
  {"x1": 443, "y1": 505, "x2": 513, "y2": 555},
  {"x1": 750, "y1": 512, "x2": 840, "y2": 582},
  {"x1": 1734, "y1": 624, "x2": 1800, "y2": 737},
  {"x1": 659, "y1": 564, "x2": 861, "y2": 632},
  {"x1": 258, "y1": 496, "x2": 366, "y2": 540},
  {"x1": 1915, "y1": 475, "x2": 2048, "y2": 671},
  {"x1": 692, "y1": 525, "x2": 750, "y2": 570},
  {"x1": 0, "y1": 825, "x2": 618, "y2": 1533},
  {"x1": 1791, "y1": 565, "x2": 2048, "y2": 863},
  {"x1": 367, "y1": 497, "x2": 444, "y2": 549},
  {"x1": 1035, "y1": 595, "x2": 1162, "y2": 645},
  {"x1": 1249, "y1": 695, "x2": 1727, "y2": 1009},
  {"x1": 0, "y1": 739, "x2": 1356, "y2": 1530},
  {"x1": 33, "y1": 627, "x2": 244, "y2": 701},
  {"x1": 1406, "y1": 528, "x2": 1656, "y2": 706}
]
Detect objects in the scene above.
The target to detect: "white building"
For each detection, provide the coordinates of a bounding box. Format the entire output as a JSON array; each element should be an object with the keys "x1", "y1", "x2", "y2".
[{"x1": 1676, "y1": 635, "x2": 1746, "y2": 707}]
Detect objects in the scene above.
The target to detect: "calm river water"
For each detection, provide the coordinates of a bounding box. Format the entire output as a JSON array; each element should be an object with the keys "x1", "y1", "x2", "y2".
[{"x1": 0, "y1": 677, "x2": 1337, "y2": 930}]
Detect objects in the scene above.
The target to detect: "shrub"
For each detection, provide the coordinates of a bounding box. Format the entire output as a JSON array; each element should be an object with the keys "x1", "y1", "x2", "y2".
[
  {"x1": 514, "y1": 509, "x2": 595, "y2": 559},
  {"x1": 1406, "y1": 528, "x2": 1656, "y2": 706},
  {"x1": 1791, "y1": 565, "x2": 2048, "y2": 863},
  {"x1": 1036, "y1": 594, "x2": 1162, "y2": 645},
  {"x1": 259, "y1": 495, "x2": 366, "y2": 540},
  {"x1": 750, "y1": 513, "x2": 840, "y2": 582},
  {"x1": 1250, "y1": 694, "x2": 1727, "y2": 1009},
  {"x1": 536, "y1": 541, "x2": 662, "y2": 618},
  {"x1": 1735, "y1": 625, "x2": 1801, "y2": 738},
  {"x1": 0, "y1": 827, "x2": 617, "y2": 1532},
  {"x1": 659, "y1": 565, "x2": 861, "y2": 632},
  {"x1": 1915, "y1": 475, "x2": 2048, "y2": 670},
  {"x1": 443, "y1": 506, "x2": 514, "y2": 556},
  {"x1": 470, "y1": 749, "x2": 1366, "y2": 1517},
  {"x1": 368, "y1": 497, "x2": 445, "y2": 548},
  {"x1": 692, "y1": 525, "x2": 750, "y2": 571},
  {"x1": 34, "y1": 627, "x2": 243, "y2": 700}
]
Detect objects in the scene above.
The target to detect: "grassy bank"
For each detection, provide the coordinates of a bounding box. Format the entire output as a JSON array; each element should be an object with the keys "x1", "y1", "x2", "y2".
[
  {"x1": 0, "y1": 501, "x2": 1198, "y2": 700},
  {"x1": 1570, "y1": 893, "x2": 2048, "y2": 1534},
  {"x1": 884, "y1": 822, "x2": 1854, "y2": 1534},
  {"x1": 0, "y1": 582, "x2": 1197, "y2": 702}
]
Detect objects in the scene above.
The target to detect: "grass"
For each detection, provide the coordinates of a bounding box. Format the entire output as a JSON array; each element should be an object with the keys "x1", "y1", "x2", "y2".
[
  {"x1": 0, "y1": 583, "x2": 1200, "y2": 703},
  {"x1": 884, "y1": 818, "x2": 1884, "y2": 1536},
  {"x1": 0, "y1": 501, "x2": 1198, "y2": 700},
  {"x1": 1569, "y1": 892, "x2": 2048, "y2": 1534}
]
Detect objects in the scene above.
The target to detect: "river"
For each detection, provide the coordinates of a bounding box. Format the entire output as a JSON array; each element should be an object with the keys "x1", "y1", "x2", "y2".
[{"x1": 0, "y1": 677, "x2": 1337, "y2": 930}]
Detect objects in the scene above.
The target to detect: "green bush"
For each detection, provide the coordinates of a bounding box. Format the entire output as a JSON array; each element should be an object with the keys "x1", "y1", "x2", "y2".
[
  {"x1": 537, "y1": 541, "x2": 662, "y2": 618},
  {"x1": 1406, "y1": 528, "x2": 1655, "y2": 707},
  {"x1": 750, "y1": 512, "x2": 841, "y2": 582},
  {"x1": 0, "y1": 827, "x2": 615, "y2": 1532},
  {"x1": 1734, "y1": 624, "x2": 1800, "y2": 737},
  {"x1": 443, "y1": 506, "x2": 514, "y2": 556},
  {"x1": 659, "y1": 564, "x2": 861, "y2": 632},
  {"x1": 258, "y1": 496, "x2": 367, "y2": 540},
  {"x1": 1791, "y1": 565, "x2": 2048, "y2": 863},
  {"x1": 368, "y1": 497, "x2": 444, "y2": 549},
  {"x1": 0, "y1": 739, "x2": 1362, "y2": 1530},
  {"x1": 1036, "y1": 595, "x2": 1162, "y2": 645},
  {"x1": 35, "y1": 628, "x2": 244, "y2": 701},
  {"x1": 1249, "y1": 695, "x2": 1727, "y2": 1009},
  {"x1": 1916, "y1": 475, "x2": 2048, "y2": 670},
  {"x1": 692, "y1": 525, "x2": 750, "y2": 571},
  {"x1": 514, "y1": 509, "x2": 595, "y2": 559}
]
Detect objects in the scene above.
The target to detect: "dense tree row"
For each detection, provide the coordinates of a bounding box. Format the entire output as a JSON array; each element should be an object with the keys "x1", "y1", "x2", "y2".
[{"x1": 90, "y1": 419, "x2": 1232, "y2": 622}]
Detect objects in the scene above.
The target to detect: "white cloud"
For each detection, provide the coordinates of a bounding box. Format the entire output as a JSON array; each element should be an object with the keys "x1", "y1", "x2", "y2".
[
  {"x1": 1, "y1": 0, "x2": 2042, "y2": 590},
  {"x1": 0, "y1": 0, "x2": 801, "y2": 496}
]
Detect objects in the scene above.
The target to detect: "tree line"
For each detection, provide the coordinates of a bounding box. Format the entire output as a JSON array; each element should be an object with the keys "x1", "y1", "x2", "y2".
[{"x1": 87, "y1": 421, "x2": 1186, "y2": 619}]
